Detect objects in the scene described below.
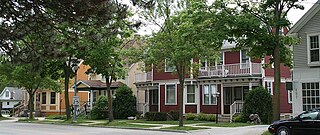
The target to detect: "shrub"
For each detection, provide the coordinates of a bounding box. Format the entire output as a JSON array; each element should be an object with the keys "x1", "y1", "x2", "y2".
[
  {"x1": 145, "y1": 112, "x2": 167, "y2": 121},
  {"x1": 241, "y1": 87, "x2": 272, "y2": 124},
  {"x1": 233, "y1": 115, "x2": 246, "y2": 123},
  {"x1": 113, "y1": 86, "x2": 137, "y2": 119},
  {"x1": 167, "y1": 110, "x2": 179, "y2": 121},
  {"x1": 90, "y1": 95, "x2": 108, "y2": 120},
  {"x1": 198, "y1": 113, "x2": 207, "y2": 121},
  {"x1": 185, "y1": 113, "x2": 197, "y2": 120},
  {"x1": 206, "y1": 114, "x2": 216, "y2": 122}
]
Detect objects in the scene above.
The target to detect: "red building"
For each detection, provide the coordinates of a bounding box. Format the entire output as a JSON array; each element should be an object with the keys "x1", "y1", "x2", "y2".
[{"x1": 135, "y1": 41, "x2": 292, "y2": 121}]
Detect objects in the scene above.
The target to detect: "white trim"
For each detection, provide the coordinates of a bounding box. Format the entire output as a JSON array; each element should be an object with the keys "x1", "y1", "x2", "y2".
[
  {"x1": 185, "y1": 85, "x2": 196, "y2": 104},
  {"x1": 165, "y1": 59, "x2": 175, "y2": 72},
  {"x1": 240, "y1": 50, "x2": 249, "y2": 69},
  {"x1": 266, "y1": 81, "x2": 273, "y2": 95},
  {"x1": 288, "y1": 90, "x2": 293, "y2": 104},
  {"x1": 164, "y1": 83, "x2": 177, "y2": 105},
  {"x1": 202, "y1": 84, "x2": 218, "y2": 105},
  {"x1": 197, "y1": 83, "x2": 200, "y2": 114},
  {"x1": 307, "y1": 33, "x2": 320, "y2": 66},
  {"x1": 158, "y1": 84, "x2": 161, "y2": 112}
]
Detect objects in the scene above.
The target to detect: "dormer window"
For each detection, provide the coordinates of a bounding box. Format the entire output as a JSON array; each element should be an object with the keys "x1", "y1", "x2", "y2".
[{"x1": 5, "y1": 91, "x2": 9, "y2": 97}]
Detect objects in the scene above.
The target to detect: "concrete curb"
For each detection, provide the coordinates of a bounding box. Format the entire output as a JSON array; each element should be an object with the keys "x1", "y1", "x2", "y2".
[{"x1": 17, "y1": 121, "x2": 189, "y2": 133}]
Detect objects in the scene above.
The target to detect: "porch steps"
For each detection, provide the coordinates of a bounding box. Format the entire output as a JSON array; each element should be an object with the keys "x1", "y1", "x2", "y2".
[{"x1": 218, "y1": 114, "x2": 231, "y2": 122}]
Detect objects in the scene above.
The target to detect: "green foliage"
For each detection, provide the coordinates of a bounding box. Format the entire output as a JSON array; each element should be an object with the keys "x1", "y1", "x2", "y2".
[
  {"x1": 113, "y1": 86, "x2": 137, "y2": 119},
  {"x1": 197, "y1": 113, "x2": 207, "y2": 121},
  {"x1": 206, "y1": 114, "x2": 216, "y2": 122},
  {"x1": 185, "y1": 113, "x2": 197, "y2": 120},
  {"x1": 46, "y1": 115, "x2": 67, "y2": 120},
  {"x1": 90, "y1": 95, "x2": 108, "y2": 120},
  {"x1": 233, "y1": 114, "x2": 246, "y2": 123},
  {"x1": 145, "y1": 112, "x2": 167, "y2": 121},
  {"x1": 168, "y1": 110, "x2": 180, "y2": 121},
  {"x1": 241, "y1": 87, "x2": 272, "y2": 124}
]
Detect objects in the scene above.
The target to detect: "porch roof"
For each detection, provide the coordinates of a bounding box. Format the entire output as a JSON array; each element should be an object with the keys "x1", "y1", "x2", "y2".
[{"x1": 74, "y1": 80, "x2": 126, "y2": 91}]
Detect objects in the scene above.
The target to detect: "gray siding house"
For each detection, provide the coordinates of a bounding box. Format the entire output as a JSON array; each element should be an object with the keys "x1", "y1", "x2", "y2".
[{"x1": 288, "y1": 0, "x2": 320, "y2": 116}]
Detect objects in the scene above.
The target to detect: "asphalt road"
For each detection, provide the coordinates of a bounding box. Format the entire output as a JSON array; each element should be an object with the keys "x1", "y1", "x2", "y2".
[{"x1": 0, "y1": 119, "x2": 268, "y2": 135}]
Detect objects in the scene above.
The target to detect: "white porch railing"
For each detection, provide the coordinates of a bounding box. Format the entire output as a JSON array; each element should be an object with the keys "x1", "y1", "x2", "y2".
[
  {"x1": 137, "y1": 103, "x2": 149, "y2": 116},
  {"x1": 230, "y1": 100, "x2": 244, "y2": 122},
  {"x1": 199, "y1": 63, "x2": 262, "y2": 78},
  {"x1": 135, "y1": 71, "x2": 153, "y2": 83}
]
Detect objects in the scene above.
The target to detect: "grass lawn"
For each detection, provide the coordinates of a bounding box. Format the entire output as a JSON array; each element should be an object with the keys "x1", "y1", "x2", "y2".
[
  {"x1": 161, "y1": 126, "x2": 209, "y2": 131},
  {"x1": 261, "y1": 131, "x2": 272, "y2": 135},
  {"x1": 0, "y1": 117, "x2": 10, "y2": 121},
  {"x1": 125, "y1": 120, "x2": 210, "y2": 125},
  {"x1": 91, "y1": 121, "x2": 158, "y2": 128},
  {"x1": 197, "y1": 122, "x2": 254, "y2": 127}
]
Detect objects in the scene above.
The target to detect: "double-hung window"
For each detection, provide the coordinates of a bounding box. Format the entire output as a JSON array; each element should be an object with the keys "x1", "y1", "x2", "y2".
[
  {"x1": 166, "y1": 84, "x2": 176, "y2": 105},
  {"x1": 165, "y1": 59, "x2": 176, "y2": 72},
  {"x1": 267, "y1": 81, "x2": 273, "y2": 95},
  {"x1": 186, "y1": 85, "x2": 196, "y2": 104},
  {"x1": 302, "y1": 82, "x2": 320, "y2": 111},
  {"x1": 308, "y1": 34, "x2": 320, "y2": 65},
  {"x1": 203, "y1": 84, "x2": 217, "y2": 105},
  {"x1": 5, "y1": 91, "x2": 9, "y2": 98},
  {"x1": 240, "y1": 50, "x2": 250, "y2": 69},
  {"x1": 50, "y1": 92, "x2": 56, "y2": 104}
]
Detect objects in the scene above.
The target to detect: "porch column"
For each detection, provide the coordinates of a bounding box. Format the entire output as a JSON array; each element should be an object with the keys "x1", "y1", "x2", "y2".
[
  {"x1": 221, "y1": 84, "x2": 224, "y2": 114},
  {"x1": 90, "y1": 89, "x2": 93, "y2": 110},
  {"x1": 197, "y1": 83, "x2": 200, "y2": 114},
  {"x1": 249, "y1": 82, "x2": 252, "y2": 90},
  {"x1": 183, "y1": 84, "x2": 186, "y2": 114},
  {"x1": 249, "y1": 58, "x2": 252, "y2": 75}
]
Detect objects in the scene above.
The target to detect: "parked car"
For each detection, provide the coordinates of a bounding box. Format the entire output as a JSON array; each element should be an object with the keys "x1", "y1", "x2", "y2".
[{"x1": 268, "y1": 108, "x2": 320, "y2": 135}]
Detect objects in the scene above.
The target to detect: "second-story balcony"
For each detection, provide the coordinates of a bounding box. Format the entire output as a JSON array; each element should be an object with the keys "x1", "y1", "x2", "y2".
[
  {"x1": 135, "y1": 71, "x2": 153, "y2": 83},
  {"x1": 199, "y1": 63, "x2": 262, "y2": 78}
]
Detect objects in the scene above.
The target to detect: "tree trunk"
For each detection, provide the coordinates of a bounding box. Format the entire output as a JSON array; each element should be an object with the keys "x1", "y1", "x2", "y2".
[
  {"x1": 106, "y1": 78, "x2": 114, "y2": 122},
  {"x1": 28, "y1": 91, "x2": 35, "y2": 119},
  {"x1": 177, "y1": 64, "x2": 185, "y2": 127},
  {"x1": 64, "y1": 60, "x2": 71, "y2": 120},
  {"x1": 273, "y1": 2, "x2": 281, "y2": 121}
]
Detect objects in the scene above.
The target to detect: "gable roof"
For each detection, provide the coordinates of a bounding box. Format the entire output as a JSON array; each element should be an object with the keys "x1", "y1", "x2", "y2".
[
  {"x1": 0, "y1": 87, "x2": 23, "y2": 100},
  {"x1": 288, "y1": 0, "x2": 320, "y2": 34},
  {"x1": 74, "y1": 80, "x2": 126, "y2": 91}
]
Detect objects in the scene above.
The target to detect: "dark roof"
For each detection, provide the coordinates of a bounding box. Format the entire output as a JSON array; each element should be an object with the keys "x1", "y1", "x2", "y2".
[{"x1": 75, "y1": 80, "x2": 126, "y2": 91}]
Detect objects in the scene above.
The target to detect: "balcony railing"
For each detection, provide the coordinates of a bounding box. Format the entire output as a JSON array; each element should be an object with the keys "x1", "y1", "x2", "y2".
[
  {"x1": 199, "y1": 63, "x2": 262, "y2": 78},
  {"x1": 135, "y1": 71, "x2": 153, "y2": 83}
]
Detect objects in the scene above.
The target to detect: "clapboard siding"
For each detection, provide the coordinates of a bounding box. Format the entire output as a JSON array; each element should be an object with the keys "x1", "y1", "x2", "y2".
[{"x1": 294, "y1": 10, "x2": 320, "y2": 68}]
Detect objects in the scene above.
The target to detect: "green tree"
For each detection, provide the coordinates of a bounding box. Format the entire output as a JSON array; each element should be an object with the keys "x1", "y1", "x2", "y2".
[
  {"x1": 241, "y1": 87, "x2": 272, "y2": 124},
  {"x1": 90, "y1": 95, "x2": 108, "y2": 120},
  {"x1": 132, "y1": 1, "x2": 228, "y2": 126},
  {"x1": 216, "y1": 0, "x2": 302, "y2": 121},
  {"x1": 0, "y1": 63, "x2": 61, "y2": 119},
  {"x1": 113, "y1": 86, "x2": 137, "y2": 119}
]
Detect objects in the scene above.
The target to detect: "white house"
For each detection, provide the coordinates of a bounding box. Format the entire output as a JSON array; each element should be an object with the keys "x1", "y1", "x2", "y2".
[
  {"x1": 0, "y1": 87, "x2": 23, "y2": 109},
  {"x1": 288, "y1": 0, "x2": 320, "y2": 116}
]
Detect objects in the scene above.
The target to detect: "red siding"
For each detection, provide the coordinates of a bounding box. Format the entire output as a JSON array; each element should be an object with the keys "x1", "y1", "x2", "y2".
[
  {"x1": 160, "y1": 84, "x2": 180, "y2": 112},
  {"x1": 153, "y1": 68, "x2": 178, "y2": 80},
  {"x1": 225, "y1": 51, "x2": 240, "y2": 64},
  {"x1": 200, "y1": 84, "x2": 221, "y2": 114},
  {"x1": 275, "y1": 82, "x2": 292, "y2": 113},
  {"x1": 185, "y1": 105, "x2": 197, "y2": 113},
  {"x1": 264, "y1": 56, "x2": 291, "y2": 78}
]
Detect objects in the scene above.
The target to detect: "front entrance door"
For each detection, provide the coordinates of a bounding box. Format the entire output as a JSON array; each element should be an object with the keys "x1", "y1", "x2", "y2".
[{"x1": 223, "y1": 86, "x2": 248, "y2": 114}]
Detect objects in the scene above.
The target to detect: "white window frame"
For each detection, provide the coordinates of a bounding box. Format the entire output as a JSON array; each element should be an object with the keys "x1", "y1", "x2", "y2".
[
  {"x1": 186, "y1": 85, "x2": 196, "y2": 104},
  {"x1": 240, "y1": 50, "x2": 250, "y2": 69},
  {"x1": 165, "y1": 84, "x2": 177, "y2": 105},
  {"x1": 50, "y1": 92, "x2": 56, "y2": 105},
  {"x1": 216, "y1": 52, "x2": 224, "y2": 66},
  {"x1": 267, "y1": 81, "x2": 273, "y2": 95},
  {"x1": 165, "y1": 59, "x2": 176, "y2": 72},
  {"x1": 307, "y1": 33, "x2": 320, "y2": 66},
  {"x1": 200, "y1": 60, "x2": 209, "y2": 71},
  {"x1": 5, "y1": 91, "x2": 9, "y2": 97},
  {"x1": 202, "y1": 84, "x2": 217, "y2": 105},
  {"x1": 288, "y1": 90, "x2": 293, "y2": 104},
  {"x1": 302, "y1": 82, "x2": 320, "y2": 111}
]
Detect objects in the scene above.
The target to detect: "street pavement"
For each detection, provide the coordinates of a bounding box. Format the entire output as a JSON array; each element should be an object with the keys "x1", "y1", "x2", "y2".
[{"x1": 0, "y1": 118, "x2": 268, "y2": 135}]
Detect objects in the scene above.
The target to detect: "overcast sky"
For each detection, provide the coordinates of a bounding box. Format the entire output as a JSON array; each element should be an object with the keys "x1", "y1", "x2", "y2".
[{"x1": 122, "y1": 0, "x2": 320, "y2": 35}]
